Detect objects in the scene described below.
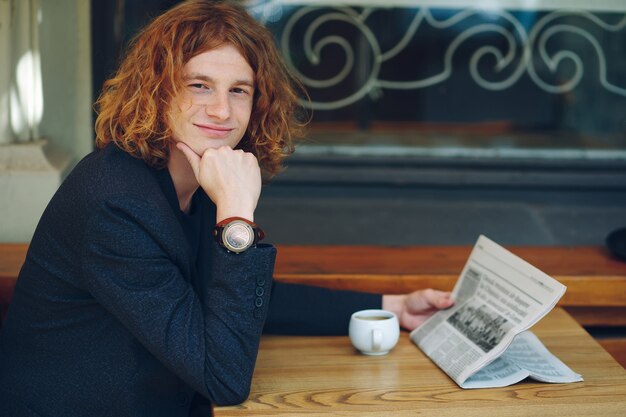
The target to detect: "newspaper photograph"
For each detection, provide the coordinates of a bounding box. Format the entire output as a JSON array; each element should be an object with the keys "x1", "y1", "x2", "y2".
[{"x1": 410, "y1": 235, "x2": 583, "y2": 388}]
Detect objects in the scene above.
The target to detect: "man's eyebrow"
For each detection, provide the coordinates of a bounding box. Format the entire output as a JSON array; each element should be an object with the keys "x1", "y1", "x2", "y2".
[{"x1": 184, "y1": 73, "x2": 255, "y2": 88}]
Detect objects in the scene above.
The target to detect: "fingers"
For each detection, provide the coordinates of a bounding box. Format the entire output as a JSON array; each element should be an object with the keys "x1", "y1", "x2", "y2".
[
  {"x1": 406, "y1": 289, "x2": 454, "y2": 312},
  {"x1": 424, "y1": 289, "x2": 454, "y2": 309}
]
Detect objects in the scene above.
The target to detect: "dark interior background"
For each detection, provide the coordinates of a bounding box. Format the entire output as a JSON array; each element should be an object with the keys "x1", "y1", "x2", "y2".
[{"x1": 91, "y1": 1, "x2": 626, "y2": 248}]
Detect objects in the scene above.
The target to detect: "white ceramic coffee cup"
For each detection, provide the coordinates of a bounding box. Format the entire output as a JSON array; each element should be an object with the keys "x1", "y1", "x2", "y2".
[{"x1": 349, "y1": 309, "x2": 400, "y2": 355}]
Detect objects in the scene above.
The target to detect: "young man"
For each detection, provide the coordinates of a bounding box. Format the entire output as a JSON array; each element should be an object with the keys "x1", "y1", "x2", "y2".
[{"x1": 0, "y1": 1, "x2": 452, "y2": 416}]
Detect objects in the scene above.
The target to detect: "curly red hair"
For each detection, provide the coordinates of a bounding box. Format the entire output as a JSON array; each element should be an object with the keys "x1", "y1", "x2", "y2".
[{"x1": 95, "y1": 0, "x2": 306, "y2": 178}]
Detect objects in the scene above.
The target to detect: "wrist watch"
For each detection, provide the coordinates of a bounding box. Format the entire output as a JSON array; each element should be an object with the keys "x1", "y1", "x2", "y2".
[{"x1": 213, "y1": 217, "x2": 265, "y2": 253}]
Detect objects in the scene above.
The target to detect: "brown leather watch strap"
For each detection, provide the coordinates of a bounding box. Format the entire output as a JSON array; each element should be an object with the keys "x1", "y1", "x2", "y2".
[{"x1": 214, "y1": 217, "x2": 265, "y2": 241}]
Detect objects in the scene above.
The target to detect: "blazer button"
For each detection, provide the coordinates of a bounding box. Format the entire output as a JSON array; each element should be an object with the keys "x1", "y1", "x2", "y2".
[
  {"x1": 256, "y1": 277, "x2": 265, "y2": 286},
  {"x1": 255, "y1": 286, "x2": 264, "y2": 297},
  {"x1": 255, "y1": 297, "x2": 263, "y2": 308},
  {"x1": 176, "y1": 392, "x2": 190, "y2": 407}
]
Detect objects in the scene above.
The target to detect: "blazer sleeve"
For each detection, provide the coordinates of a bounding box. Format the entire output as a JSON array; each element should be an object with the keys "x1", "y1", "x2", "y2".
[
  {"x1": 80, "y1": 195, "x2": 274, "y2": 405},
  {"x1": 264, "y1": 281, "x2": 382, "y2": 335}
]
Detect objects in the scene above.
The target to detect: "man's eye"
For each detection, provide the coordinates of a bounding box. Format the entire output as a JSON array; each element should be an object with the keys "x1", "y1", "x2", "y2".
[
  {"x1": 232, "y1": 87, "x2": 250, "y2": 95},
  {"x1": 189, "y1": 83, "x2": 207, "y2": 90}
]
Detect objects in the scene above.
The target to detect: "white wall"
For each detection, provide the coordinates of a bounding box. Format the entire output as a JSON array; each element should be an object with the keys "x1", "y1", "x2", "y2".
[
  {"x1": 38, "y1": 0, "x2": 92, "y2": 160},
  {"x1": 0, "y1": 0, "x2": 92, "y2": 242}
]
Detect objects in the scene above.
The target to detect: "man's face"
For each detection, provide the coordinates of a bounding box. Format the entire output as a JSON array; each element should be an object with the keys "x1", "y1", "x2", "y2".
[{"x1": 168, "y1": 44, "x2": 255, "y2": 154}]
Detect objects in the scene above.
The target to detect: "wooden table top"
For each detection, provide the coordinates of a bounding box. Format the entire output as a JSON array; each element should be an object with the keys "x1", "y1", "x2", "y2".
[{"x1": 214, "y1": 308, "x2": 626, "y2": 417}]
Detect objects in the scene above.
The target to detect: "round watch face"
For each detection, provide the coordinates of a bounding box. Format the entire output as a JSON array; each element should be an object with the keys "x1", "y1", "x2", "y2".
[{"x1": 223, "y1": 221, "x2": 254, "y2": 253}]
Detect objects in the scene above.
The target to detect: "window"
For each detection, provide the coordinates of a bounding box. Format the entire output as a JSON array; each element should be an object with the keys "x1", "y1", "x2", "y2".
[
  {"x1": 90, "y1": 0, "x2": 626, "y2": 245},
  {"x1": 250, "y1": 0, "x2": 626, "y2": 162}
]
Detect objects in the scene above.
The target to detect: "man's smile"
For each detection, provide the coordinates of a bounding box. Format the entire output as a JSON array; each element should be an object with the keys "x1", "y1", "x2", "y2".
[{"x1": 194, "y1": 122, "x2": 234, "y2": 137}]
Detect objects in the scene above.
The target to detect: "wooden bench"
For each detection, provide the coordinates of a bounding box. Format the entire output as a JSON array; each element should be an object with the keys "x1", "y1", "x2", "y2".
[{"x1": 2, "y1": 243, "x2": 625, "y2": 366}]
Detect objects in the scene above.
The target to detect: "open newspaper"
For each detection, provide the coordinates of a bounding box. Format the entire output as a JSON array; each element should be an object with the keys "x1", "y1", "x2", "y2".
[{"x1": 410, "y1": 235, "x2": 583, "y2": 388}]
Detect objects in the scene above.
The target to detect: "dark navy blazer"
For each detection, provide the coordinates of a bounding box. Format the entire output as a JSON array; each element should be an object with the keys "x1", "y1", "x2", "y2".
[{"x1": 0, "y1": 145, "x2": 380, "y2": 417}]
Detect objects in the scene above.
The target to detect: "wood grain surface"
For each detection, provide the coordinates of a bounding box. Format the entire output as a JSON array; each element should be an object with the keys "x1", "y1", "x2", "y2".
[{"x1": 215, "y1": 309, "x2": 626, "y2": 417}]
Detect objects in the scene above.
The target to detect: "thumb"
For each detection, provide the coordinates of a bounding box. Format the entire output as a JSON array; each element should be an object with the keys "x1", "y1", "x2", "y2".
[
  {"x1": 407, "y1": 289, "x2": 452, "y2": 312},
  {"x1": 176, "y1": 142, "x2": 201, "y2": 175},
  {"x1": 432, "y1": 291, "x2": 454, "y2": 309}
]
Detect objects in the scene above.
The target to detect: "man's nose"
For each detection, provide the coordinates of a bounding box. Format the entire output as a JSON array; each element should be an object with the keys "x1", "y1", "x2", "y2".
[{"x1": 205, "y1": 92, "x2": 230, "y2": 120}]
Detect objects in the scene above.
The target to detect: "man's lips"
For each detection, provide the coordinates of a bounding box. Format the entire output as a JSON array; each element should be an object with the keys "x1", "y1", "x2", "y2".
[{"x1": 194, "y1": 123, "x2": 233, "y2": 137}]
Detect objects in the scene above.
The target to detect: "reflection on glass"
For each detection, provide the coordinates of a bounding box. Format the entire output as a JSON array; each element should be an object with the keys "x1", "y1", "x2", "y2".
[{"x1": 248, "y1": 1, "x2": 626, "y2": 159}]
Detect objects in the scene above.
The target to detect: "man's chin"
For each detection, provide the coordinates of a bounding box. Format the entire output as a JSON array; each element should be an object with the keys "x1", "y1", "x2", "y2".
[
  {"x1": 177, "y1": 138, "x2": 238, "y2": 155},
  {"x1": 200, "y1": 142, "x2": 236, "y2": 152}
]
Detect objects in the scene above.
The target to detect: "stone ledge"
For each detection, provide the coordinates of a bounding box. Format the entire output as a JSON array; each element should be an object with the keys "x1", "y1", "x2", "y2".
[
  {"x1": 0, "y1": 139, "x2": 71, "y2": 171},
  {"x1": 0, "y1": 140, "x2": 73, "y2": 242}
]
